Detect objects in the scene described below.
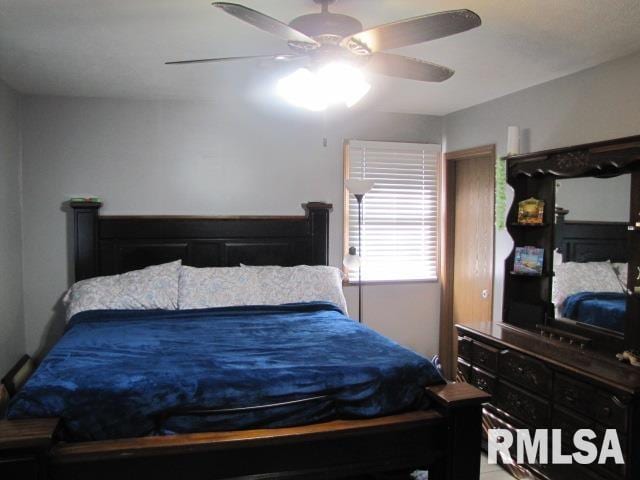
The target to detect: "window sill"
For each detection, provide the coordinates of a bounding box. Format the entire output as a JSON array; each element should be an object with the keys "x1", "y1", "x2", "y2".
[{"x1": 342, "y1": 279, "x2": 439, "y2": 287}]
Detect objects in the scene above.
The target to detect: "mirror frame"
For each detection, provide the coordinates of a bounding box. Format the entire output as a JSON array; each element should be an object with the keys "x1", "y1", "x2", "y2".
[{"x1": 503, "y1": 134, "x2": 640, "y2": 353}]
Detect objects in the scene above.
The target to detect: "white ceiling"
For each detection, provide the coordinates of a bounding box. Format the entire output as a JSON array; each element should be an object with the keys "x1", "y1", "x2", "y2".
[{"x1": 1, "y1": 0, "x2": 640, "y2": 115}]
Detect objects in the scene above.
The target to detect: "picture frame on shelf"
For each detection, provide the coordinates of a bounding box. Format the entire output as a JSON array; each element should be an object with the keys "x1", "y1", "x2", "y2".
[
  {"x1": 517, "y1": 197, "x2": 545, "y2": 224},
  {"x1": 513, "y1": 246, "x2": 544, "y2": 276}
]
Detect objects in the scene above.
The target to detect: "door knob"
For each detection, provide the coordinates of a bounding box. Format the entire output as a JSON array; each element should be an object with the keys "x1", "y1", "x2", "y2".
[{"x1": 481, "y1": 289, "x2": 489, "y2": 299}]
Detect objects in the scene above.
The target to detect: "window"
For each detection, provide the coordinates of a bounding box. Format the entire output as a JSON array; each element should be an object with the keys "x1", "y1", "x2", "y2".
[{"x1": 344, "y1": 140, "x2": 440, "y2": 282}]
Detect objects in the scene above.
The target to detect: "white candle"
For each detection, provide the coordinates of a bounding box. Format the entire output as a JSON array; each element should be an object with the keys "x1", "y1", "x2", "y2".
[{"x1": 507, "y1": 126, "x2": 520, "y2": 155}]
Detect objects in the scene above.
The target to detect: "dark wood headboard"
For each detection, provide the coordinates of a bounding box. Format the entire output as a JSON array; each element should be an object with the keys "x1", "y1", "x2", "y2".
[
  {"x1": 554, "y1": 209, "x2": 629, "y2": 263},
  {"x1": 70, "y1": 201, "x2": 332, "y2": 281}
]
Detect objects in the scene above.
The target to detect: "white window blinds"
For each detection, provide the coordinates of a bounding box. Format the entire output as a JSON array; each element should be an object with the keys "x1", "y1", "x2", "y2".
[{"x1": 345, "y1": 140, "x2": 440, "y2": 282}]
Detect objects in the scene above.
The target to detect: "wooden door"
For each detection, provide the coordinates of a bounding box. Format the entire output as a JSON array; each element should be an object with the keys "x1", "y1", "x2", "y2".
[
  {"x1": 452, "y1": 156, "x2": 495, "y2": 326},
  {"x1": 439, "y1": 145, "x2": 495, "y2": 378}
]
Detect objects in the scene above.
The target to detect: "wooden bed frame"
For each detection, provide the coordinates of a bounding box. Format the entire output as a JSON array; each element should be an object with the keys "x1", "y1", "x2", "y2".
[
  {"x1": 554, "y1": 208, "x2": 630, "y2": 264},
  {"x1": 0, "y1": 201, "x2": 490, "y2": 480},
  {"x1": 553, "y1": 207, "x2": 630, "y2": 343}
]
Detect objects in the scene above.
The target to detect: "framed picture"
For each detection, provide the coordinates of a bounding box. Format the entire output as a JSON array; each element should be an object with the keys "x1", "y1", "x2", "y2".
[
  {"x1": 517, "y1": 197, "x2": 545, "y2": 224},
  {"x1": 514, "y1": 246, "x2": 544, "y2": 275}
]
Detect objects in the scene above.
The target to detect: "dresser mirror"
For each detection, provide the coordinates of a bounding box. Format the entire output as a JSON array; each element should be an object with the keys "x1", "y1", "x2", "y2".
[
  {"x1": 553, "y1": 174, "x2": 631, "y2": 336},
  {"x1": 503, "y1": 135, "x2": 640, "y2": 353}
]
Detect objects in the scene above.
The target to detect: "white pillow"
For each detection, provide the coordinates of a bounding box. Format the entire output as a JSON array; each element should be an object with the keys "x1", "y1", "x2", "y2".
[
  {"x1": 63, "y1": 260, "x2": 181, "y2": 320},
  {"x1": 612, "y1": 262, "x2": 629, "y2": 292},
  {"x1": 179, "y1": 265, "x2": 348, "y2": 314},
  {"x1": 178, "y1": 266, "x2": 257, "y2": 310},
  {"x1": 553, "y1": 249, "x2": 563, "y2": 267},
  {"x1": 552, "y1": 261, "x2": 624, "y2": 308}
]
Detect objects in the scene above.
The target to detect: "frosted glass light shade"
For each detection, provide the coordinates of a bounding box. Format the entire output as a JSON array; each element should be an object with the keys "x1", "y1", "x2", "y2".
[
  {"x1": 343, "y1": 247, "x2": 361, "y2": 270},
  {"x1": 345, "y1": 179, "x2": 375, "y2": 195},
  {"x1": 277, "y1": 63, "x2": 371, "y2": 111}
]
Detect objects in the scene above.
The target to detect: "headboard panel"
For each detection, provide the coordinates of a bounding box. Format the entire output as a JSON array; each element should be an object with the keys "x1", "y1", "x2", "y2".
[
  {"x1": 554, "y1": 210, "x2": 629, "y2": 263},
  {"x1": 70, "y1": 201, "x2": 332, "y2": 281}
]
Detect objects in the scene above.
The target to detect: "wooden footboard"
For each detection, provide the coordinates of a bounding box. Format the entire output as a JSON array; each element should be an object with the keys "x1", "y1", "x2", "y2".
[{"x1": 0, "y1": 383, "x2": 489, "y2": 480}]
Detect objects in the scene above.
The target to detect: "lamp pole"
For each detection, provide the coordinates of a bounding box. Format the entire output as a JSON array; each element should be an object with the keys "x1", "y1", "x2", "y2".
[
  {"x1": 344, "y1": 178, "x2": 374, "y2": 324},
  {"x1": 356, "y1": 193, "x2": 364, "y2": 323}
]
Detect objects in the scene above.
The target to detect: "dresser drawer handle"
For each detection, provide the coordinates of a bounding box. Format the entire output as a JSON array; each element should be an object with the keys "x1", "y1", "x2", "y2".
[
  {"x1": 563, "y1": 388, "x2": 576, "y2": 404},
  {"x1": 611, "y1": 395, "x2": 625, "y2": 408}
]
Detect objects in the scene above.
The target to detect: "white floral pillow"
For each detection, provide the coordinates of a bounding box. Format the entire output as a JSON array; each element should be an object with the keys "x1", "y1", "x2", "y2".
[
  {"x1": 612, "y1": 263, "x2": 629, "y2": 292},
  {"x1": 552, "y1": 261, "x2": 624, "y2": 308},
  {"x1": 178, "y1": 265, "x2": 348, "y2": 314},
  {"x1": 242, "y1": 264, "x2": 348, "y2": 313},
  {"x1": 178, "y1": 266, "x2": 257, "y2": 310},
  {"x1": 63, "y1": 260, "x2": 181, "y2": 320}
]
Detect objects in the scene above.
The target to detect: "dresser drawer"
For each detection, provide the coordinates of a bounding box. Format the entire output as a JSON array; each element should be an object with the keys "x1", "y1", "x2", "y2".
[
  {"x1": 591, "y1": 390, "x2": 628, "y2": 432},
  {"x1": 472, "y1": 341, "x2": 499, "y2": 372},
  {"x1": 552, "y1": 406, "x2": 593, "y2": 446},
  {"x1": 457, "y1": 357, "x2": 471, "y2": 381},
  {"x1": 554, "y1": 374, "x2": 594, "y2": 417},
  {"x1": 458, "y1": 336, "x2": 472, "y2": 361},
  {"x1": 496, "y1": 381, "x2": 550, "y2": 426},
  {"x1": 543, "y1": 416, "x2": 627, "y2": 480},
  {"x1": 500, "y1": 350, "x2": 552, "y2": 397},
  {"x1": 593, "y1": 426, "x2": 627, "y2": 478},
  {"x1": 471, "y1": 366, "x2": 497, "y2": 395}
]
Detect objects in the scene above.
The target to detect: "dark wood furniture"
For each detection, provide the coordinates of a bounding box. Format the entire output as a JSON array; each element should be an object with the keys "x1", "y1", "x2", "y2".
[
  {"x1": 0, "y1": 418, "x2": 59, "y2": 480},
  {"x1": 552, "y1": 211, "x2": 630, "y2": 338},
  {"x1": 0, "y1": 200, "x2": 490, "y2": 480},
  {"x1": 1, "y1": 355, "x2": 37, "y2": 397},
  {"x1": 456, "y1": 134, "x2": 640, "y2": 479},
  {"x1": 41, "y1": 384, "x2": 489, "y2": 480},
  {"x1": 457, "y1": 323, "x2": 640, "y2": 480},
  {"x1": 503, "y1": 134, "x2": 640, "y2": 352},
  {"x1": 71, "y1": 200, "x2": 333, "y2": 280},
  {"x1": 554, "y1": 210, "x2": 629, "y2": 265}
]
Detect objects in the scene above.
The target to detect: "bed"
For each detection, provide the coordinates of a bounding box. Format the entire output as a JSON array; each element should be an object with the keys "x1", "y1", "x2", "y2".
[
  {"x1": 560, "y1": 291, "x2": 627, "y2": 332},
  {"x1": 553, "y1": 209, "x2": 630, "y2": 333},
  {"x1": 0, "y1": 200, "x2": 489, "y2": 480}
]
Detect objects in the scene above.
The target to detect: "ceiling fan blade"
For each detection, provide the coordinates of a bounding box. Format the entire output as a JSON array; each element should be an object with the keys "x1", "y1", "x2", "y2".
[
  {"x1": 213, "y1": 2, "x2": 319, "y2": 48},
  {"x1": 341, "y1": 9, "x2": 480, "y2": 54},
  {"x1": 165, "y1": 54, "x2": 302, "y2": 65},
  {"x1": 365, "y1": 53, "x2": 454, "y2": 82}
]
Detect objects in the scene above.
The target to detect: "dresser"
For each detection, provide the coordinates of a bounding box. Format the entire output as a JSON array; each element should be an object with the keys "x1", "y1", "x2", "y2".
[{"x1": 457, "y1": 322, "x2": 640, "y2": 480}]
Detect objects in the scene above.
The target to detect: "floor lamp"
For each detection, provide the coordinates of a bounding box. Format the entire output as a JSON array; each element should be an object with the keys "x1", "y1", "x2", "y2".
[{"x1": 344, "y1": 179, "x2": 375, "y2": 323}]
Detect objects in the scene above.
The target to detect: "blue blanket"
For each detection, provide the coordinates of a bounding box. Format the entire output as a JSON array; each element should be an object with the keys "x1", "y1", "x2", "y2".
[
  {"x1": 8, "y1": 303, "x2": 443, "y2": 440},
  {"x1": 561, "y1": 292, "x2": 627, "y2": 333}
]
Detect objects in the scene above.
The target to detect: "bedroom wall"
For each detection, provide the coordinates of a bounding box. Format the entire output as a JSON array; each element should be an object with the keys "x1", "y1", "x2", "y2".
[
  {"x1": 19, "y1": 96, "x2": 443, "y2": 358},
  {"x1": 0, "y1": 79, "x2": 25, "y2": 374},
  {"x1": 443, "y1": 50, "x2": 640, "y2": 322}
]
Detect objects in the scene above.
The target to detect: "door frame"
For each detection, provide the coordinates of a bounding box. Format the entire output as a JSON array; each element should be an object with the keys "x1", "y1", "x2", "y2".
[{"x1": 439, "y1": 144, "x2": 496, "y2": 379}]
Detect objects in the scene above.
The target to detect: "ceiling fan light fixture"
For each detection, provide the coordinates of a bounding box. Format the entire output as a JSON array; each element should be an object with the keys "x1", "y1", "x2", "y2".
[
  {"x1": 318, "y1": 62, "x2": 370, "y2": 107},
  {"x1": 277, "y1": 62, "x2": 370, "y2": 111},
  {"x1": 277, "y1": 67, "x2": 328, "y2": 111}
]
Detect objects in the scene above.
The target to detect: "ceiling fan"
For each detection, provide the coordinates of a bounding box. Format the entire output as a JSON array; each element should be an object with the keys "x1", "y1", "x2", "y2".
[{"x1": 167, "y1": 0, "x2": 481, "y2": 83}]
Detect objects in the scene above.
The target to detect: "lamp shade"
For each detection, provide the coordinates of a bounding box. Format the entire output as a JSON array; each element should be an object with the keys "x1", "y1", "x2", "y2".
[
  {"x1": 343, "y1": 246, "x2": 361, "y2": 270},
  {"x1": 345, "y1": 179, "x2": 375, "y2": 195}
]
